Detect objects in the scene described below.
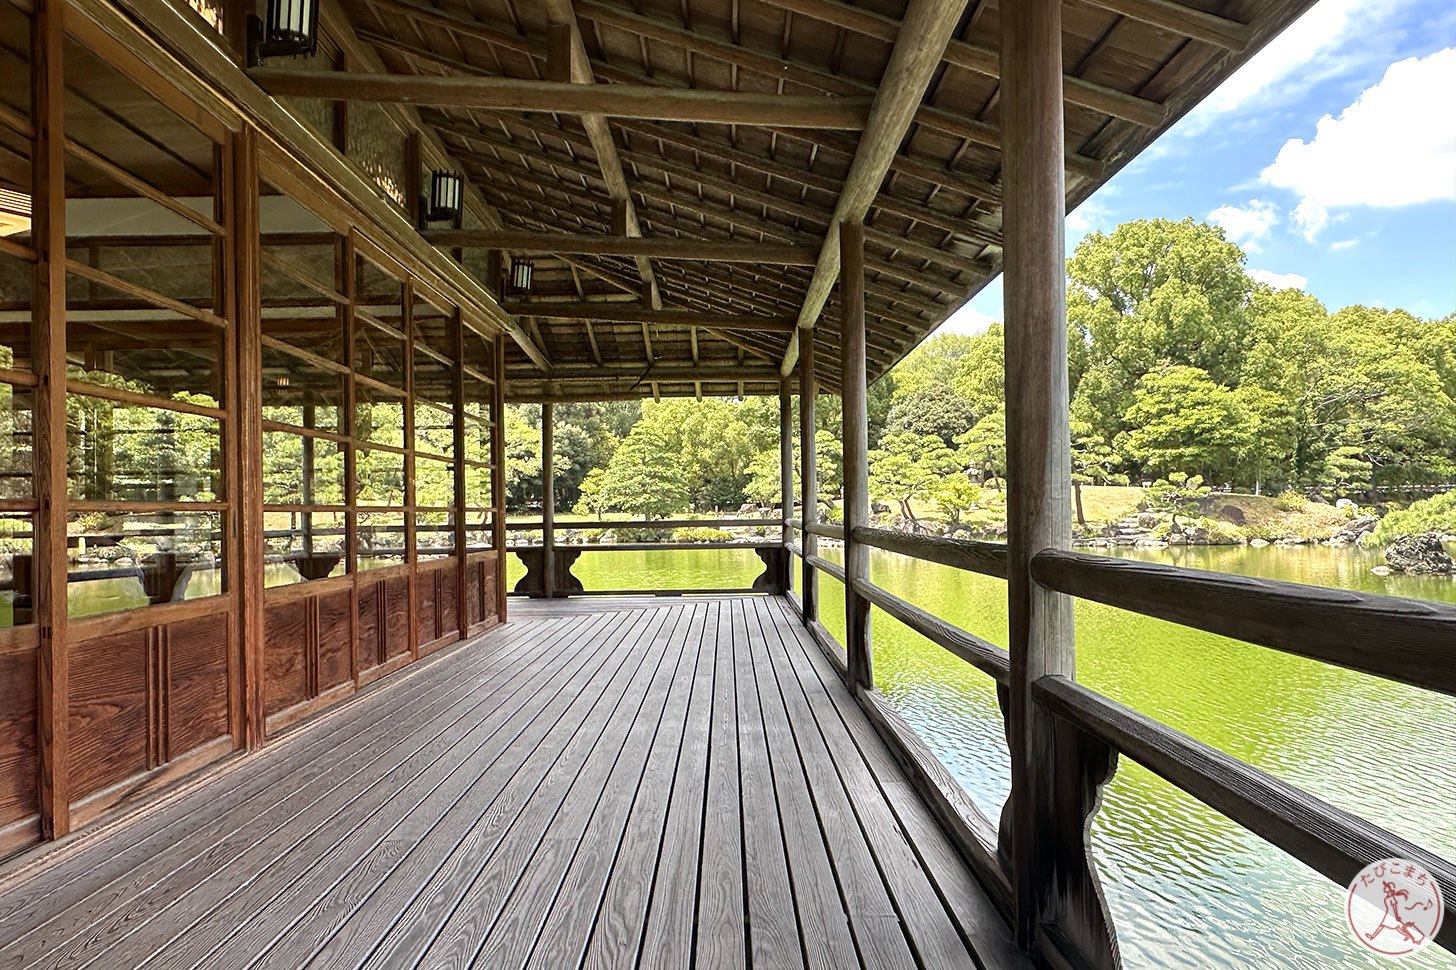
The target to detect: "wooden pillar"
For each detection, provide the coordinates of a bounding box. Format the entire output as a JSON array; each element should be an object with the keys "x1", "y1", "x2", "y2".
[
  {"x1": 1002, "y1": 1, "x2": 1114, "y2": 965},
  {"x1": 798, "y1": 337, "x2": 818, "y2": 623},
  {"x1": 452, "y1": 309, "x2": 468, "y2": 638},
  {"x1": 778, "y1": 379, "x2": 794, "y2": 591},
  {"x1": 32, "y1": 0, "x2": 69, "y2": 838},
  {"x1": 839, "y1": 221, "x2": 872, "y2": 689},
  {"x1": 490, "y1": 335, "x2": 507, "y2": 620},
  {"x1": 232, "y1": 127, "x2": 265, "y2": 749},
  {"x1": 540, "y1": 402, "x2": 555, "y2": 599}
]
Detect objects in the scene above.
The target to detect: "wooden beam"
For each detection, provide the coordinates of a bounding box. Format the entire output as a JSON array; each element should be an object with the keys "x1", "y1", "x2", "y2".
[
  {"x1": 1076, "y1": 0, "x2": 1251, "y2": 50},
  {"x1": 420, "y1": 230, "x2": 819, "y2": 265},
  {"x1": 538, "y1": 0, "x2": 662, "y2": 314},
  {"x1": 779, "y1": 380, "x2": 795, "y2": 589},
  {"x1": 500, "y1": 302, "x2": 797, "y2": 331},
  {"x1": 246, "y1": 69, "x2": 874, "y2": 129},
  {"x1": 782, "y1": 0, "x2": 971, "y2": 376},
  {"x1": 508, "y1": 363, "x2": 784, "y2": 382},
  {"x1": 1001, "y1": 0, "x2": 1117, "y2": 966},
  {"x1": 541, "y1": 402, "x2": 555, "y2": 598},
  {"x1": 759, "y1": 0, "x2": 1169, "y2": 127},
  {"x1": 798, "y1": 348, "x2": 818, "y2": 624},
  {"x1": 839, "y1": 222, "x2": 872, "y2": 690}
]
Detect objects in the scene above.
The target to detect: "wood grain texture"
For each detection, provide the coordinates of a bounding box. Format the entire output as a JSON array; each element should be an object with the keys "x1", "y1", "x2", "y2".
[
  {"x1": 0, "y1": 651, "x2": 38, "y2": 828},
  {"x1": 854, "y1": 526, "x2": 1009, "y2": 579},
  {"x1": 66, "y1": 631, "x2": 148, "y2": 803}
]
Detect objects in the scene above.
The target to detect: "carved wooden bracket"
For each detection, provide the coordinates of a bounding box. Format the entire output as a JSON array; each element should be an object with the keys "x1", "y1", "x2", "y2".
[{"x1": 511, "y1": 548, "x2": 584, "y2": 597}]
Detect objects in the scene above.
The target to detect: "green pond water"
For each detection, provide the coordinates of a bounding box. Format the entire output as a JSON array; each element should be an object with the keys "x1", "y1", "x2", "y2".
[{"x1": 507, "y1": 544, "x2": 1456, "y2": 969}]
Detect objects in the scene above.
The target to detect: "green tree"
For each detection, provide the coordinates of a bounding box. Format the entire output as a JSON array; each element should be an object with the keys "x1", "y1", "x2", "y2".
[
  {"x1": 1070, "y1": 420, "x2": 1126, "y2": 528},
  {"x1": 884, "y1": 382, "x2": 978, "y2": 447},
  {"x1": 1121, "y1": 365, "x2": 1248, "y2": 481},
  {"x1": 599, "y1": 419, "x2": 689, "y2": 519},
  {"x1": 573, "y1": 468, "x2": 608, "y2": 519},
  {"x1": 956, "y1": 409, "x2": 1007, "y2": 490},
  {"x1": 1144, "y1": 472, "x2": 1211, "y2": 531},
  {"x1": 868, "y1": 432, "x2": 959, "y2": 526}
]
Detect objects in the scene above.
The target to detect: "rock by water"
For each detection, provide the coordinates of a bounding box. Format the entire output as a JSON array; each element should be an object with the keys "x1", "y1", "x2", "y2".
[{"x1": 1384, "y1": 532, "x2": 1456, "y2": 574}]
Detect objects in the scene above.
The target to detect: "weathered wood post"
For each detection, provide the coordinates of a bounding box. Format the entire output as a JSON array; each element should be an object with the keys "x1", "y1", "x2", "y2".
[
  {"x1": 779, "y1": 379, "x2": 795, "y2": 592},
  {"x1": 490, "y1": 335, "x2": 507, "y2": 620},
  {"x1": 840, "y1": 221, "x2": 872, "y2": 689},
  {"x1": 541, "y1": 401, "x2": 555, "y2": 598},
  {"x1": 799, "y1": 349, "x2": 818, "y2": 623},
  {"x1": 1002, "y1": 0, "x2": 1118, "y2": 965}
]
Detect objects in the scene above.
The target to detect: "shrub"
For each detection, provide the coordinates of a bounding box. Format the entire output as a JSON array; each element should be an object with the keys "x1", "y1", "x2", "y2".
[
  {"x1": 1370, "y1": 491, "x2": 1456, "y2": 544},
  {"x1": 672, "y1": 526, "x2": 734, "y2": 543},
  {"x1": 1274, "y1": 489, "x2": 1308, "y2": 512}
]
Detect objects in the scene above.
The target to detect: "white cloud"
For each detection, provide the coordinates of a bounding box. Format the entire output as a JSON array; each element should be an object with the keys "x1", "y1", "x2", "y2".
[
  {"x1": 1330, "y1": 238, "x2": 1359, "y2": 251},
  {"x1": 1182, "y1": 0, "x2": 1404, "y2": 129},
  {"x1": 1248, "y1": 268, "x2": 1309, "y2": 290},
  {"x1": 1207, "y1": 200, "x2": 1280, "y2": 252},
  {"x1": 939, "y1": 303, "x2": 999, "y2": 336},
  {"x1": 1261, "y1": 48, "x2": 1456, "y2": 240}
]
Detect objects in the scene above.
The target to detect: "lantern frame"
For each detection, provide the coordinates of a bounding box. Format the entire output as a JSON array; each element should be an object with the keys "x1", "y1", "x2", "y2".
[
  {"x1": 425, "y1": 170, "x2": 464, "y2": 225},
  {"x1": 510, "y1": 257, "x2": 534, "y2": 294},
  {"x1": 246, "y1": 0, "x2": 321, "y2": 66}
]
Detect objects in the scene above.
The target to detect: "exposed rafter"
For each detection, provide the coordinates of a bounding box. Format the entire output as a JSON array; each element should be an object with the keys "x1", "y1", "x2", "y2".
[{"x1": 419, "y1": 230, "x2": 819, "y2": 265}]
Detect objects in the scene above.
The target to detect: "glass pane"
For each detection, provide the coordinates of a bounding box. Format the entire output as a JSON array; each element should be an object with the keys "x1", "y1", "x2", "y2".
[
  {"x1": 354, "y1": 382, "x2": 405, "y2": 448},
  {"x1": 414, "y1": 400, "x2": 455, "y2": 458},
  {"x1": 416, "y1": 510, "x2": 454, "y2": 560},
  {"x1": 67, "y1": 319, "x2": 222, "y2": 405},
  {"x1": 262, "y1": 431, "x2": 345, "y2": 506},
  {"x1": 414, "y1": 455, "x2": 455, "y2": 509},
  {"x1": 0, "y1": 246, "x2": 35, "y2": 371},
  {"x1": 356, "y1": 448, "x2": 405, "y2": 507},
  {"x1": 357, "y1": 510, "x2": 406, "y2": 570},
  {"x1": 66, "y1": 239, "x2": 218, "y2": 312},
  {"x1": 354, "y1": 321, "x2": 406, "y2": 391},
  {"x1": 261, "y1": 344, "x2": 345, "y2": 432},
  {"x1": 464, "y1": 509, "x2": 491, "y2": 554},
  {"x1": 0, "y1": 383, "x2": 33, "y2": 500},
  {"x1": 0, "y1": 512, "x2": 34, "y2": 627},
  {"x1": 67, "y1": 509, "x2": 224, "y2": 615},
  {"x1": 67, "y1": 394, "x2": 221, "y2": 502},
  {"x1": 263, "y1": 509, "x2": 347, "y2": 585},
  {"x1": 464, "y1": 463, "x2": 492, "y2": 509}
]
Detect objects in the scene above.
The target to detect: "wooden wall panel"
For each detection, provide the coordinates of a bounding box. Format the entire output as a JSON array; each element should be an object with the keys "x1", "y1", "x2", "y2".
[
  {"x1": 0, "y1": 650, "x2": 39, "y2": 827},
  {"x1": 437, "y1": 564, "x2": 458, "y2": 638},
  {"x1": 167, "y1": 613, "x2": 230, "y2": 757},
  {"x1": 416, "y1": 571, "x2": 438, "y2": 646},
  {"x1": 482, "y1": 558, "x2": 498, "y2": 622},
  {"x1": 263, "y1": 600, "x2": 309, "y2": 716},
  {"x1": 384, "y1": 576, "x2": 410, "y2": 659},
  {"x1": 67, "y1": 631, "x2": 149, "y2": 801},
  {"x1": 465, "y1": 560, "x2": 483, "y2": 627},
  {"x1": 317, "y1": 589, "x2": 353, "y2": 691},
  {"x1": 356, "y1": 580, "x2": 382, "y2": 672}
]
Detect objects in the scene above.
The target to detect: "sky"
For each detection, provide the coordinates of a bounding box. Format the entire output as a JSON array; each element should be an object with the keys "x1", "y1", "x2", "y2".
[{"x1": 941, "y1": 0, "x2": 1456, "y2": 335}]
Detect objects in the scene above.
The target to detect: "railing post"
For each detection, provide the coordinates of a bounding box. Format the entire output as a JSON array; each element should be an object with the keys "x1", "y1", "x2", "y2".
[
  {"x1": 1002, "y1": 0, "x2": 1118, "y2": 965},
  {"x1": 779, "y1": 379, "x2": 795, "y2": 593},
  {"x1": 541, "y1": 401, "x2": 555, "y2": 598},
  {"x1": 799, "y1": 348, "x2": 818, "y2": 624},
  {"x1": 840, "y1": 221, "x2": 872, "y2": 689}
]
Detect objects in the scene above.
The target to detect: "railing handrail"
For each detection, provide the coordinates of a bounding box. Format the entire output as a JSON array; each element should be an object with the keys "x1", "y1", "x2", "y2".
[
  {"x1": 853, "y1": 526, "x2": 1008, "y2": 579},
  {"x1": 508, "y1": 540, "x2": 781, "y2": 552},
  {"x1": 1031, "y1": 549, "x2": 1456, "y2": 697},
  {"x1": 506, "y1": 516, "x2": 780, "y2": 531}
]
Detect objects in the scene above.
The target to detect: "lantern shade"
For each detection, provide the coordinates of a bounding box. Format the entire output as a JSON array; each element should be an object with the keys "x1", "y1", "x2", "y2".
[
  {"x1": 426, "y1": 171, "x2": 463, "y2": 223},
  {"x1": 510, "y1": 257, "x2": 533, "y2": 293},
  {"x1": 248, "y1": 0, "x2": 320, "y2": 63},
  {"x1": 0, "y1": 188, "x2": 30, "y2": 238}
]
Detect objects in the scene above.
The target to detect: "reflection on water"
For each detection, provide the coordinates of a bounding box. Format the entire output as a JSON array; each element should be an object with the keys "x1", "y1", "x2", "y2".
[{"x1": 508, "y1": 541, "x2": 1455, "y2": 967}]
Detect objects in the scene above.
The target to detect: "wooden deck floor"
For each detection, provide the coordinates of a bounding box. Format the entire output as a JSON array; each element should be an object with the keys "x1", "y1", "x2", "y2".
[{"x1": 0, "y1": 596, "x2": 1023, "y2": 970}]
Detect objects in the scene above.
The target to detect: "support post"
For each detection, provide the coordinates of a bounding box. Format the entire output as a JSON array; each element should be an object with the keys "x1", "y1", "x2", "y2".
[
  {"x1": 798, "y1": 336, "x2": 818, "y2": 623},
  {"x1": 491, "y1": 335, "x2": 507, "y2": 620},
  {"x1": 540, "y1": 402, "x2": 555, "y2": 598},
  {"x1": 839, "y1": 221, "x2": 872, "y2": 689},
  {"x1": 778, "y1": 379, "x2": 794, "y2": 592},
  {"x1": 32, "y1": 0, "x2": 69, "y2": 837},
  {"x1": 1002, "y1": 0, "x2": 1118, "y2": 965}
]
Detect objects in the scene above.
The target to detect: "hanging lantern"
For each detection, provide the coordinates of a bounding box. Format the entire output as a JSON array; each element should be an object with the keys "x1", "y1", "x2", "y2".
[
  {"x1": 510, "y1": 257, "x2": 533, "y2": 293},
  {"x1": 426, "y1": 170, "x2": 464, "y2": 223},
  {"x1": 247, "y1": 0, "x2": 321, "y2": 65}
]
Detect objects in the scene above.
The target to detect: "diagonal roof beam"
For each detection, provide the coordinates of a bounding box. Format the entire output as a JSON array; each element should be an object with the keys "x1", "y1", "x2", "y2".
[
  {"x1": 780, "y1": 0, "x2": 973, "y2": 376},
  {"x1": 540, "y1": 0, "x2": 660, "y2": 313}
]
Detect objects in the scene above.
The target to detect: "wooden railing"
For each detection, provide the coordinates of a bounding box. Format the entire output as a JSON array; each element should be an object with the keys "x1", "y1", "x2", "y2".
[
  {"x1": 503, "y1": 517, "x2": 789, "y2": 597},
  {"x1": 783, "y1": 522, "x2": 1456, "y2": 964}
]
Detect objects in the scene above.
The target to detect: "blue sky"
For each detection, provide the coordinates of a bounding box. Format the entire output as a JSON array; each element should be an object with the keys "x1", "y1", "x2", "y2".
[{"x1": 944, "y1": 0, "x2": 1456, "y2": 333}]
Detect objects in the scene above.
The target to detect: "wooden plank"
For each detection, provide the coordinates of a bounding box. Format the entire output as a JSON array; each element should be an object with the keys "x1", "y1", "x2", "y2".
[
  {"x1": 0, "y1": 617, "x2": 582, "y2": 960},
  {"x1": 765, "y1": 598, "x2": 1026, "y2": 968},
  {"x1": 691, "y1": 601, "x2": 747, "y2": 968},
  {"x1": 422, "y1": 231, "x2": 819, "y2": 265},
  {"x1": 362, "y1": 608, "x2": 679, "y2": 968},
  {"x1": 1032, "y1": 550, "x2": 1456, "y2": 697},
  {"x1": 780, "y1": 0, "x2": 970, "y2": 374},
  {"x1": 501, "y1": 302, "x2": 797, "y2": 330},
  {"x1": 246, "y1": 69, "x2": 874, "y2": 129},
  {"x1": 748, "y1": 605, "x2": 859, "y2": 970},
  {"x1": 854, "y1": 526, "x2": 1008, "y2": 579},
  {"x1": 1074, "y1": 0, "x2": 1251, "y2": 50},
  {"x1": 528, "y1": 607, "x2": 709, "y2": 970},
  {"x1": 139, "y1": 610, "x2": 655, "y2": 970},
  {"x1": 474, "y1": 607, "x2": 699, "y2": 968},
  {"x1": 840, "y1": 221, "x2": 872, "y2": 690},
  {"x1": 727, "y1": 599, "x2": 801, "y2": 970}
]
